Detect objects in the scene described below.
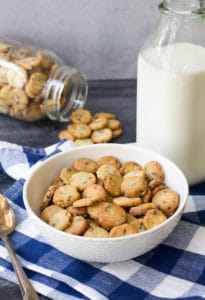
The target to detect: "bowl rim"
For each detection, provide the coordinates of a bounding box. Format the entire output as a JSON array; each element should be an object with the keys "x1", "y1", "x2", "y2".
[{"x1": 23, "y1": 143, "x2": 189, "y2": 242}]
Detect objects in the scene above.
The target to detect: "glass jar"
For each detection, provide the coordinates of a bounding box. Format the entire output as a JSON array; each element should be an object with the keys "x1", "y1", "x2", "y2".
[
  {"x1": 137, "y1": 0, "x2": 205, "y2": 184},
  {"x1": 0, "y1": 37, "x2": 88, "y2": 122}
]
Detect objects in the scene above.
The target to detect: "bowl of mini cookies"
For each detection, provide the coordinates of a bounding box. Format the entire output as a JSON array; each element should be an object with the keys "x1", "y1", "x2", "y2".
[{"x1": 23, "y1": 144, "x2": 189, "y2": 263}]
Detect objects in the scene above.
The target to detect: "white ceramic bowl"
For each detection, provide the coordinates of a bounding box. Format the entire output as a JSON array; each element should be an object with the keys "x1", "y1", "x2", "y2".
[{"x1": 23, "y1": 144, "x2": 189, "y2": 263}]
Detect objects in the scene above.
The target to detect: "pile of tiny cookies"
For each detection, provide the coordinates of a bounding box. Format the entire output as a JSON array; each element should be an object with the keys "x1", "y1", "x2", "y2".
[
  {"x1": 58, "y1": 109, "x2": 123, "y2": 146},
  {"x1": 0, "y1": 41, "x2": 62, "y2": 121},
  {"x1": 40, "y1": 155, "x2": 180, "y2": 238}
]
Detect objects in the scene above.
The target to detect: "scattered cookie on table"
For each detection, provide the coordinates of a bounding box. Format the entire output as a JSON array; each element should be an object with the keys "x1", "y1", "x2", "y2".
[
  {"x1": 58, "y1": 108, "x2": 123, "y2": 145},
  {"x1": 40, "y1": 156, "x2": 180, "y2": 238}
]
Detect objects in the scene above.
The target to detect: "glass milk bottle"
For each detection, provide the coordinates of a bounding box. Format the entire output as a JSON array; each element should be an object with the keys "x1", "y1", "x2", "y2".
[{"x1": 137, "y1": 0, "x2": 205, "y2": 185}]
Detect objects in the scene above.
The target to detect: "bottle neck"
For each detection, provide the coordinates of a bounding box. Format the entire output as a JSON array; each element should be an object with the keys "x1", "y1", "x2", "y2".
[
  {"x1": 161, "y1": 0, "x2": 205, "y2": 14},
  {"x1": 44, "y1": 65, "x2": 88, "y2": 122}
]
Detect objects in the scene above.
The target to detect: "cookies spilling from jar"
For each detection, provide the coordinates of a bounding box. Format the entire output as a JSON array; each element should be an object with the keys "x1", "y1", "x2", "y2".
[
  {"x1": 40, "y1": 156, "x2": 180, "y2": 238},
  {"x1": 58, "y1": 109, "x2": 123, "y2": 145},
  {"x1": 0, "y1": 42, "x2": 64, "y2": 121}
]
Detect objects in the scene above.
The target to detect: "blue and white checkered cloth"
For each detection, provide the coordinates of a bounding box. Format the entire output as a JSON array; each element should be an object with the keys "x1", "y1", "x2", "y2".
[{"x1": 0, "y1": 140, "x2": 205, "y2": 300}]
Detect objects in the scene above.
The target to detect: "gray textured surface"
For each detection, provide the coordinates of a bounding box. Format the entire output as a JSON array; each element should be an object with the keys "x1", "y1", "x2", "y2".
[
  {"x1": 0, "y1": 79, "x2": 136, "y2": 299},
  {"x1": 0, "y1": 0, "x2": 160, "y2": 79}
]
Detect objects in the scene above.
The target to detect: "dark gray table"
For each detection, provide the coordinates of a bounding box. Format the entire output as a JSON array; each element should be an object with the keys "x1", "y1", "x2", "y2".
[{"x1": 0, "y1": 79, "x2": 136, "y2": 299}]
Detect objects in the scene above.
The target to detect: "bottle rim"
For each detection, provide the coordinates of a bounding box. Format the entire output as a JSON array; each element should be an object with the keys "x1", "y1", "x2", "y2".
[{"x1": 159, "y1": 1, "x2": 205, "y2": 16}]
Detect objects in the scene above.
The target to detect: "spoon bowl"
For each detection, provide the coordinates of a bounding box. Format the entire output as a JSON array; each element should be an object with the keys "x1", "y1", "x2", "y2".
[{"x1": 0, "y1": 194, "x2": 39, "y2": 300}]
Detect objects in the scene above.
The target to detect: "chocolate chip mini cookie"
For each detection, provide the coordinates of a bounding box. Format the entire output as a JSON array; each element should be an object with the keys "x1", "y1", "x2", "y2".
[
  {"x1": 89, "y1": 117, "x2": 107, "y2": 130},
  {"x1": 109, "y1": 223, "x2": 137, "y2": 237},
  {"x1": 143, "y1": 208, "x2": 167, "y2": 229},
  {"x1": 70, "y1": 109, "x2": 92, "y2": 124},
  {"x1": 91, "y1": 128, "x2": 112, "y2": 143},
  {"x1": 120, "y1": 161, "x2": 142, "y2": 175},
  {"x1": 98, "y1": 203, "x2": 126, "y2": 230},
  {"x1": 152, "y1": 188, "x2": 180, "y2": 217},
  {"x1": 121, "y1": 174, "x2": 147, "y2": 198},
  {"x1": 64, "y1": 216, "x2": 88, "y2": 235},
  {"x1": 98, "y1": 155, "x2": 121, "y2": 170},
  {"x1": 74, "y1": 158, "x2": 98, "y2": 173},
  {"x1": 68, "y1": 124, "x2": 91, "y2": 139},
  {"x1": 48, "y1": 209, "x2": 72, "y2": 230},
  {"x1": 96, "y1": 164, "x2": 120, "y2": 182},
  {"x1": 82, "y1": 184, "x2": 107, "y2": 201},
  {"x1": 129, "y1": 203, "x2": 156, "y2": 217},
  {"x1": 53, "y1": 185, "x2": 81, "y2": 207},
  {"x1": 84, "y1": 225, "x2": 109, "y2": 238},
  {"x1": 70, "y1": 171, "x2": 96, "y2": 191},
  {"x1": 144, "y1": 161, "x2": 165, "y2": 182}
]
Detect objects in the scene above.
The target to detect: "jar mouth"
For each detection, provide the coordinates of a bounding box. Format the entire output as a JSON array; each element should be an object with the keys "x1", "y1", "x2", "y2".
[
  {"x1": 159, "y1": 1, "x2": 205, "y2": 15},
  {"x1": 44, "y1": 65, "x2": 88, "y2": 122}
]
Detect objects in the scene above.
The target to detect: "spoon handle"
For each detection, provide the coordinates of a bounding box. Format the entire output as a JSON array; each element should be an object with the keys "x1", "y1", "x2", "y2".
[{"x1": 2, "y1": 236, "x2": 40, "y2": 300}]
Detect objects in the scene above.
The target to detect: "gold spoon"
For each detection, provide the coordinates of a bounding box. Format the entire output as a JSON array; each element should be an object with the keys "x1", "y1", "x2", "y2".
[{"x1": 0, "y1": 194, "x2": 39, "y2": 300}]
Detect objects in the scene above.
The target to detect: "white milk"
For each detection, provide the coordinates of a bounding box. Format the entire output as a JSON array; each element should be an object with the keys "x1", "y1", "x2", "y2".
[{"x1": 137, "y1": 43, "x2": 205, "y2": 184}]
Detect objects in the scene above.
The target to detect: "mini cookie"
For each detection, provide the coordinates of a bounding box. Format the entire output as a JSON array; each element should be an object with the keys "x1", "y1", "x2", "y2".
[
  {"x1": 113, "y1": 196, "x2": 142, "y2": 207},
  {"x1": 143, "y1": 208, "x2": 167, "y2": 229},
  {"x1": 75, "y1": 138, "x2": 93, "y2": 147},
  {"x1": 126, "y1": 213, "x2": 137, "y2": 224},
  {"x1": 25, "y1": 72, "x2": 46, "y2": 97},
  {"x1": 120, "y1": 161, "x2": 142, "y2": 175},
  {"x1": 58, "y1": 130, "x2": 75, "y2": 141},
  {"x1": 121, "y1": 174, "x2": 147, "y2": 198},
  {"x1": 51, "y1": 176, "x2": 64, "y2": 188},
  {"x1": 74, "y1": 158, "x2": 98, "y2": 173},
  {"x1": 21, "y1": 103, "x2": 44, "y2": 121},
  {"x1": 148, "y1": 179, "x2": 167, "y2": 196},
  {"x1": 98, "y1": 155, "x2": 121, "y2": 170},
  {"x1": 53, "y1": 185, "x2": 81, "y2": 207},
  {"x1": 38, "y1": 51, "x2": 54, "y2": 69},
  {"x1": 104, "y1": 173, "x2": 122, "y2": 196},
  {"x1": 144, "y1": 161, "x2": 165, "y2": 182},
  {"x1": 10, "y1": 88, "x2": 29, "y2": 109},
  {"x1": 67, "y1": 206, "x2": 87, "y2": 217},
  {"x1": 48, "y1": 209, "x2": 72, "y2": 230},
  {"x1": 0, "y1": 85, "x2": 13, "y2": 104},
  {"x1": 10, "y1": 47, "x2": 30, "y2": 60},
  {"x1": 70, "y1": 108, "x2": 92, "y2": 124},
  {"x1": 84, "y1": 225, "x2": 109, "y2": 238},
  {"x1": 93, "y1": 112, "x2": 115, "y2": 120},
  {"x1": 0, "y1": 101, "x2": 9, "y2": 114},
  {"x1": 89, "y1": 117, "x2": 107, "y2": 130},
  {"x1": 17, "y1": 55, "x2": 41, "y2": 70},
  {"x1": 123, "y1": 170, "x2": 145, "y2": 179},
  {"x1": 112, "y1": 127, "x2": 123, "y2": 139},
  {"x1": 64, "y1": 216, "x2": 88, "y2": 235},
  {"x1": 73, "y1": 197, "x2": 102, "y2": 208},
  {"x1": 109, "y1": 223, "x2": 137, "y2": 237},
  {"x1": 70, "y1": 171, "x2": 96, "y2": 191},
  {"x1": 130, "y1": 218, "x2": 146, "y2": 233},
  {"x1": 107, "y1": 119, "x2": 121, "y2": 130},
  {"x1": 7, "y1": 66, "x2": 28, "y2": 88},
  {"x1": 68, "y1": 124, "x2": 91, "y2": 139},
  {"x1": 59, "y1": 167, "x2": 76, "y2": 185},
  {"x1": 98, "y1": 203, "x2": 126, "y2": 230},
  {"x1": 129, "y1": 203, "x2": 156, "y2": 217},
  {"x1": 152, "y1": 188, "x2": 180, "y2": 217},
  {"x1": 82, "y1": 184, "x2": 107, "y2": 201},
  {"x1": 0, "y1": 67, "x2": 9, "y2": 84},
  {"x1": 40, "y1": 204, "x2": 63, "y2": 223},
  {"x1": 96, "y1": 164, "x2": 119, "y2": 182},
  {"x1": 91, "y1": 128, "x2": 112, "y2": 143},
  {"x1": 41, "y1": 185, "x2": 57, "y2": 210},
  {"x1": 87, "y1": 202, "x2": 108, "y2": 220},
  {"x1": 142, "y1": 188, "x2": 152, "y2": 203}
]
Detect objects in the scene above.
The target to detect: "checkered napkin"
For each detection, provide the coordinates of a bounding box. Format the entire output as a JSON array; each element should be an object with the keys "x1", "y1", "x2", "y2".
[{"x1": 0, "y1": 140, "x2": 205, "y2": 300}]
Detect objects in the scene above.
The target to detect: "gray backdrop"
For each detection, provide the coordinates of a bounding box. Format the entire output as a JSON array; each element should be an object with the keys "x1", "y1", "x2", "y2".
[{"x1": 0, "y1": 0, "x2": 160, "y2": 79}]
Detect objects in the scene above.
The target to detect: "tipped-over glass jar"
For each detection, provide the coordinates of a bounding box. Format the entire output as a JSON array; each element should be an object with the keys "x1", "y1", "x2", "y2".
[{"x1": 0, "y1": 37, "x2": 88, "y2": 122}]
